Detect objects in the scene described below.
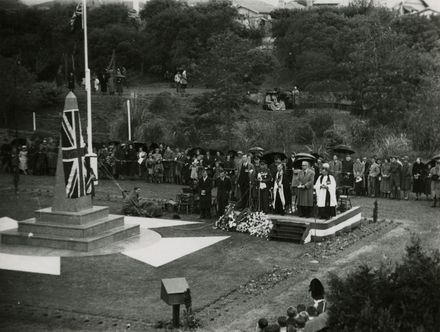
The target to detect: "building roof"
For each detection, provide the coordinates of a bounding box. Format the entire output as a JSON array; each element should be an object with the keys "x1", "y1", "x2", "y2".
[
  {"x1": 234, "y1": 0, "x2": 277, "y2": 14},
  {"x1": 313, "y1": 0, "x2": 344, "y2": 6},
  {"x1": 285, "y1": 1, "x2": 306, "y2": 9}
]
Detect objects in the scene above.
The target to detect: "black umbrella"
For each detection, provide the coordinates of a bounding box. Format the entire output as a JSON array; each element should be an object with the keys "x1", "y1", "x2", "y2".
[
  {"x1": 108, "y1": 140, "x2": 120, "y2": 146},
  {"x1": 188, "y1": 147, "x2": 206, "y2": 156},
  {"x1": 10, "y1": 138, "x2": 27, "y2": 147},
  {"x1": 209, "y1": 149, "x2": 224, "y2": 156},
  {"x1": 133, "y1": 142, "x2": 147, "y2": 150},
  {"x1": 261, "y1": 151, "x2": 287, "y2": 165},
  {"x1": 227, "y1": 150, "x2": 238, "y2": 157},
  {"x1": 332, "y1": 144, "x2": 355, "y2": 155}
]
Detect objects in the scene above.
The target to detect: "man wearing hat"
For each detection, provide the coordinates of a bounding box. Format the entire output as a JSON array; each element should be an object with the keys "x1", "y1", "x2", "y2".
[
  {"x1": 233, "y1": 151, "x2": 244, "y2": 201},
  {"x1": 429, "y1": 159, "x2": 440, "y2": 207},
  {"x1": 297, "y1": 161, "x2": 315, "y2": 218},
  {"x1": 400, "y1": 156, "x2": 412, "y2": 200},
  {"x1": 390, "y1": 156, "x2": 402, "y2": 200},
  {"x1": 215, "y1": 168, "x2": 231, "y2": 217},
  {"x1": 237, "y1": 153, "x2": 254, "y2": 209},
  {"x1": 256, "y1": 160, "x2": 272, "y2": 213},
  {"x1": 198, "y1": 169, "x2": 213, "y2": 218},
  {"x1": 314, "y1": 163, "x2": 337, "y2": 219}
]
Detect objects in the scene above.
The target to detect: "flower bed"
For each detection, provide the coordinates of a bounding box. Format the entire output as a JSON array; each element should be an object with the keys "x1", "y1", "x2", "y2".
[{"x1": 215, "y1": 203, "x2": 273, "y2": 238}]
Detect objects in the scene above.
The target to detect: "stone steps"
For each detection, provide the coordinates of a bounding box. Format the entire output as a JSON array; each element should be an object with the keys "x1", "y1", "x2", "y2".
[
  {"x1": 1, "y1": 223, "x2": 140, "y2": 252},
  {"x1": 269, "y1": 221, "x2": 309, "y2": 243},
  {"x1": 18, "y1": 214, "x2": 124, "y2": 238},
  {"x1": 36, "y1": 206, "x2": 110, "y2": 225}
]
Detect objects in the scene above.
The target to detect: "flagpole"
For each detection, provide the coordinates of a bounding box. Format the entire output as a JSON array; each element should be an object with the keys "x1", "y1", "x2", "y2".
[
  {"x1": 83, "y1": 0, "x2": 98, "y2": 181},
  {"x1": 83, "y1": 0, "x2": 91, "y2": 154},
  {"x1": 127, "y1": 99, "x2": 131, "y2": 141}
]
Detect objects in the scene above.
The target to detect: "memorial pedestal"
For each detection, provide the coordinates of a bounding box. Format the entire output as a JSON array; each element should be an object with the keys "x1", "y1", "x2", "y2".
[{"x1": 0, "y1": 92, "x2": 139, "y2": 251}]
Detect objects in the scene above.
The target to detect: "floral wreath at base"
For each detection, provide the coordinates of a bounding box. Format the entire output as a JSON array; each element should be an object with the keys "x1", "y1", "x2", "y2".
[{"x1": 214, "y1": 203, "x2": 273, "y2": 239}]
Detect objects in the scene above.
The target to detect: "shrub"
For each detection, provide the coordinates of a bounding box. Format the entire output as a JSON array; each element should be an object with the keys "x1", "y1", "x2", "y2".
[
  {"x1": 323, "y1": 128, "x2": 345, "y2": 148},
  {"x1": 309, "y1": 111, "x2": 334, "y2": 137},
  {"x1": 295, "y1": 123, "x2": 314, "y2": 144},
  {"x1": 32, "y1": 81, "x2": 63, "y2": 107},
  {"x1": 373, "y1": 133, "x2": 412, "y2": 158},
  {"x1": 326, "y1": 236, "x2": 440, "y2": 331}
]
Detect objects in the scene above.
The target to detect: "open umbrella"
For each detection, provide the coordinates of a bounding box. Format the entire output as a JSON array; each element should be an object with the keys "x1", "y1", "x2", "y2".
[
  {"x1": 133, "y1": 141, "x2": 147, "y2": 150},
  {"x1": 188, "y1": 147, "x2": 205, "y2": 156},
  {"x1": 249, "y1": 147, "x2": 264, "y2": 153},
  {"x1": 261, "y1": 151, "x2": 287, "y2": 165},
  {"x1": 293, "y1": 152, "x2": 316, "y2": 168},
  {"x1": 430, "y1": 153, "x2": 440, "y2": 167},
  {"x1": 10, "y1": 138, "x2": 27, "y2": 147},
  {"x1": 209, "y1": 149, "x2": 224, "y2": 156},
  {"x1": 332, "y1": 144, "x2": 355, "y2": 155},
  {"x1": 227, "y1": 150, "x2": 237, "y2": 157},
  {"x1": 108, "y1": 140, "x2": 120, "y2": 146}
]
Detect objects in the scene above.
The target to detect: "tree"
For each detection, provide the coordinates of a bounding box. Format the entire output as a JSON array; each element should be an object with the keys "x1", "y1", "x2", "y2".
[
  {"x1": 326, "y1": 236, "x2": 440, "y2": 331},
  {"x1": 0, "y1": 56, "x2": 36, "y2": 131},
  {"x1": 193, "y1": 31, "x2": 276, "y2": 148}
]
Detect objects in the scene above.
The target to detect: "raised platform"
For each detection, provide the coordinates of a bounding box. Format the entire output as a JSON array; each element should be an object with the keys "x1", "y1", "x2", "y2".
[
  {"x1": 268, "y1": 206, "x2": 362, "y2": 244},
  {"x1": 1, "y1": 206, "x2": 140, "y2": 252}
]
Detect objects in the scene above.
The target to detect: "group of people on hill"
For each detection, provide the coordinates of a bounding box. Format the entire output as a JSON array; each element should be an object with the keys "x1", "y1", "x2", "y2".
[
  {"x1": 256, "y1": 279, "x2": 328, "y2": 332},
  {"x1": 173, "y1": 69, "x2": 188, "y2": 94},
  {"x1": 67, "y1": 67, "x2": 127, "y2": 96}
]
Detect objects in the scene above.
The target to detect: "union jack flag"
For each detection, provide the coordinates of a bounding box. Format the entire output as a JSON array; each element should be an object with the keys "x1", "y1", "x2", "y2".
[{"x1": 61, "y1": 106, "x2": 92, "y2": 198}]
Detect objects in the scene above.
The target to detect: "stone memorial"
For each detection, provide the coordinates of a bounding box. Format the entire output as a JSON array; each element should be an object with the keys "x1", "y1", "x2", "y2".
[{"x1": 1, "y1": 92, "x2": 139, "y2": 251}]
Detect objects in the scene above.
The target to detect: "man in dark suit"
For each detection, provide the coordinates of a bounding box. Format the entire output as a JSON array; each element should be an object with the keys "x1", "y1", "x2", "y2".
[
  {"x1": 215, "y1": 169, "x2": 231, "y2": 217},
  {"x1": 198, "y1": 169, "x2": 212, "y2": 218},
  {"x1": 237, "y1": 153, "x2": 255, "y2": 209}
]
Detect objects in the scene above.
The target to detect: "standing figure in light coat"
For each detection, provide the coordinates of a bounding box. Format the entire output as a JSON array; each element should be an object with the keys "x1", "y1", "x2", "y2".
[{"x1": 314, "y1": 163, "x2": 337, "y2": 219}]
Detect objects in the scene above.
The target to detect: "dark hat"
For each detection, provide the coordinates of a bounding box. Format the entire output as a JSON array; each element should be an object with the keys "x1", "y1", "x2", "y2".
[{"x1": 309, "y1": 278, "x2": 325, "y2": 299}]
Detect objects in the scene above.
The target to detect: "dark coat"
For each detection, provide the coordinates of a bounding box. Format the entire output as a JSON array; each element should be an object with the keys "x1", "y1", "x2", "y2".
[{"x1": 215, "y1": 176, "x2": 232, "y2": 199}]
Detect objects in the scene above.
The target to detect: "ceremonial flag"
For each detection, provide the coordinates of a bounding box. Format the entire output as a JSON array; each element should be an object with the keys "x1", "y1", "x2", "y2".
[
  {"x1": 70, "y1": 2, "x2": 83, "y2": 32},
  {"x1": 61, "y1": 93, "x2": 92, "y2": 198}
]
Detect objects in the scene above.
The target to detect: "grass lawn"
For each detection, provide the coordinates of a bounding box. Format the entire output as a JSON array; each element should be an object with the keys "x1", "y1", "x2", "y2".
[{"x1": 0, "y1": 174, "x2": 439, "y2": 331}]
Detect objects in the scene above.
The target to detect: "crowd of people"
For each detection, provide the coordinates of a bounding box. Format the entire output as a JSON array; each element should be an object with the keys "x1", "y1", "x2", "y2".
[
  {"x1": 2, "y1": 137, "x2": 439, "y2": 214},
  {"x1": 96, "y1": 143, "x2": 440, "y2": 219},
  {"x1": 255, "y1": 278, "x2": 328, "y2": 332}
]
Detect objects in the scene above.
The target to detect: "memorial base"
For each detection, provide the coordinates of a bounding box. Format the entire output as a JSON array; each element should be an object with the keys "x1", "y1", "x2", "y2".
[
  {"x1": 268, "y1": 206, "x2": 362, "y2": 244},
  {"x1": 1, "y1": 206, "x2": 140, "y2": 252}
]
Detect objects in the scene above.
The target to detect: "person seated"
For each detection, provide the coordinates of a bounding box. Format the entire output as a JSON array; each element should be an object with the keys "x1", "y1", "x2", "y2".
[
  {"x1": 286, "y1": 306, "x2": 298, "y2": 328},
  {"x1": 306, "y1": 306, "x2": 318, "y2": 319},
  {"x1": 265, "y1": 324, "x2": 281, "y2": 332},
  {"x1": 278, "y1": 316, "x2": 288, "y2": 332},
  {"x1": 121, "y1": 187, "x2": 162, "y2": 217},
  {"x1": 256, "y1": 318, "x2": 268, "y2": 332},
  {"x1": 294, "y1": 311, "x2": 309, "y2": 331},
  {"x1": 296, "y1": 304, "x2": 306, "y2": 314},
  {"x1": 122, "y1": 187, "x2": 142, "y2": 215},
  {"x1": 268, "y1": 95, "x2": 286, "y2": 111}
]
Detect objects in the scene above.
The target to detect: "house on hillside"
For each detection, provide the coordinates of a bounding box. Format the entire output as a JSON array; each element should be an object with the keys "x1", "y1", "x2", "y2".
[
  {"x1": 232, "y1": 0, "x2": 276, "y2": 30},
  {"x1": 393, "y1": 0, "x2": 439, "y2": 16}
]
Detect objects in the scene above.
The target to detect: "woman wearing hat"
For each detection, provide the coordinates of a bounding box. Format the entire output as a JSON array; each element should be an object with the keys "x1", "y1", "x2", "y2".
[
  {"x1": 314, "y1": 163, "x2": 337, "y2": 219},
  {"x1": 429, "y1": 159, "x2": 440, "y2": 207},
  {"x1": 18, "y1": 145, "x2": 28, "y2": 175}
]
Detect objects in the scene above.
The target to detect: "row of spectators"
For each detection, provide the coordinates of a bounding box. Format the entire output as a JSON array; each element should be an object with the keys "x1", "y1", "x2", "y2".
[{"x1": 256, "y1": 279, "x2": 328, "y2": 332}]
